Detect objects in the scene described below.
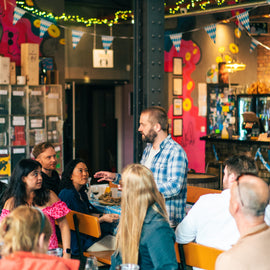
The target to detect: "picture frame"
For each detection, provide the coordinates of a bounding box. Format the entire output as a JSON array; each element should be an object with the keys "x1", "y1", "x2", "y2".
[
  {"x1": 173, "y1": 119, "x2": 183, "y2": 137},
  {"x1": 173, "y1": 98, "x2": 183, "y2": 116},
  {"x1": 173, "y1": 57, "x2": 183, "y2": 75},
  {"x1": 173, "y1": 78, "x2": 183, "y2": 96}
]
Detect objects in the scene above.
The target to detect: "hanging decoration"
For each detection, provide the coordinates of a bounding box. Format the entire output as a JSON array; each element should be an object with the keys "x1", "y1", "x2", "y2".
[
  {"x1": 204, "y1": 24, "x2": 217, "y2": 44},
  {"x1": 169, "y1": 33, "x2": 182, "y2": 52},
  {"x1": 40, "y1": 19, "x2": 53, "y2": 38},
  {"x1": 236, "y1": 11, "x2": 250, "y2": 32},
  {"x1": 255, "y1": 148, "x2": 270, "y2": 173},
  {"x1": 101, "y1": 35, "x2": 114, "y2": 52},
  {"x1": 13, "y1": 6, "x2": 26, "y2": 25},
  {"x1": 72, "y1": 30, "x2": 84, "y2": 49},
  {"x1": 250, "y1": 38, "x2": 259, "y2": 53}
]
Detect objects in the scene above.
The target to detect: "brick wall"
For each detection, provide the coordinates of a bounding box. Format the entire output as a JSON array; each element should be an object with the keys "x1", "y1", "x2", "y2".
[{"x1": 257, "y1": 36, "x2": 270, "y2": 85}]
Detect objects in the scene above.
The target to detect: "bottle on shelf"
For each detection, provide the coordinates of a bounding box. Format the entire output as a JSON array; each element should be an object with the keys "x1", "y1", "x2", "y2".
[
  {"x1": 39, "y1": 62, "x2": 47, "y2": 85},
  {"x1": 221, "y1": 122, "x2": 229, "y2": 139}
]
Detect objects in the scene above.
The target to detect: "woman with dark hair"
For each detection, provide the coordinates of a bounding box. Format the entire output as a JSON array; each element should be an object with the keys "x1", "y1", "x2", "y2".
[
  {"x1": 59, "y1": 158, "x2": 119, "y2": 256},
  {"x1": 0, "y1": 159, "x2": 71, "y2": 258}
]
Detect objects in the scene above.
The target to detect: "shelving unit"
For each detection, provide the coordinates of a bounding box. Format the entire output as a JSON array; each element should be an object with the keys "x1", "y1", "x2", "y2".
[{"x1": 0, "y1": 84, "x2": 63, "y2": 183}]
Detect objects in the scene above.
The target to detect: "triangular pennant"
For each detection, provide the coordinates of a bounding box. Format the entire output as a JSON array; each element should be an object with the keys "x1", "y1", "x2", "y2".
[
  {"x1": 250, "y1": 38, "x2": 259, "y2": 53},
  {"x1": 169, "y1": 33, "x2": 182, "y2": 52},
  {"x1": 72, "y1": 30, "x2": 84, "y2": 49},
  {"x1": 237, "y1": 11, "x2": 250, "y2": 32},
  {"x1": 13, "y1": 6, "x2": 26, "y2": 25},
  {"x1": 40, "y1": 19, "x2": 53, "y2": 38},
  {"x1": 101, "y1": 35, "x2": 114, "y2": 51},
  {"x1": 204, "y1": 24, "x2": 216, "y2": 44}
]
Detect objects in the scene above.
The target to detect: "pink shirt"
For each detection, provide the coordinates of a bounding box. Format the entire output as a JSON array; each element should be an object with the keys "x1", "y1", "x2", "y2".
[{"x1": 0, "y1": 200, "x2": 70, "y2": 249}]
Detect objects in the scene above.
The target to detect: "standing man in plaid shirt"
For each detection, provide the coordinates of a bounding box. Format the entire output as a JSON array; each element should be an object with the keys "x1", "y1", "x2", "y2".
[{"x1": 95, "y1": 106, "x2": 188, "y2": 227}]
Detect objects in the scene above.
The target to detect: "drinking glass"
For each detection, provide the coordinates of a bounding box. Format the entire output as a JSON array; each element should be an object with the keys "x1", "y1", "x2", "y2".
[
  {"x1": 84, "y1": 256, "x2": 98, "y2": 270},
  {"x1": 47, "y1": 247, "x2": 63, "y2": 257},
  {"x1": 91, "y1": 186, "x2": 99, "y2": 199},
  {"x1": 120, "y1": 264, "x2": 140, "y2": 270}
]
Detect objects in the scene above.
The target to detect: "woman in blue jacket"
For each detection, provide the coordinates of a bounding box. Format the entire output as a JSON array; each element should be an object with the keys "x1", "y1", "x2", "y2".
[
  {"x1": 110, "y1": 163, "x2": 178, "y2": 270},
  {"x1": 59, "y1": 159, "x2": 119, "y2": 255}
]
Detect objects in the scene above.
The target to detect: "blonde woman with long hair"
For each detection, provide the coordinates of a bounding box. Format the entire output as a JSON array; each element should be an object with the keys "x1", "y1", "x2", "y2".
[
  {"x1": 0, "y1": 206, "x2": 79, "y2": 270},
  {"x1": 110, "y1": 164, "x2": 178, "y2": 270}
]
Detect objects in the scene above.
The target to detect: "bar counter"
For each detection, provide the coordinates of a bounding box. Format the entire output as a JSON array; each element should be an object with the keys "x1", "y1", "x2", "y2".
[
  {"x1": 200, "y1": 135, "x2": 270, "y2": 184},
  {"x1": 200, "y1": 135, "x2": 270, "y2": 146}
]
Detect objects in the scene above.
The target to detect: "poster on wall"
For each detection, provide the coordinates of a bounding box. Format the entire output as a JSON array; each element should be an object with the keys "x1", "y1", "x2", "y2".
[
  {"x1": 173, "y1": 57, "x2": 182, "y2": 75},
  {"x1": 93, "y1": 49, "x2": 114, "y2": 68},
  {"x1": 173, "y1": 78, "x2": 183, "y2": 96},
  {"x1": 173, "y1": 98, "x2": 183, "y2": 116},
  {"x1": 173, "y1": 118, "x2": 183, "y2": 137}
]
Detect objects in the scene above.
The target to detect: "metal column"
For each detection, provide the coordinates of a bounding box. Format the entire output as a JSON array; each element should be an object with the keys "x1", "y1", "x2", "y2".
[{"x1": 133, "y1": 0, "x2": 165, "y2": 162}]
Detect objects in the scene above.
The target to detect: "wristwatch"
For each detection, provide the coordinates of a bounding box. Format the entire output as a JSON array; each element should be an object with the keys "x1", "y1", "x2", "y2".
[{"x1": 64, "y1": 248, "x2": 71, "y2": 254}]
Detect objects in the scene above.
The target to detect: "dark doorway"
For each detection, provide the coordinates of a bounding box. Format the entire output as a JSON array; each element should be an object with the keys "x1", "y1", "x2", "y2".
[{"x1": 64, "y1": 83, "x2": 117, "y2": 177}]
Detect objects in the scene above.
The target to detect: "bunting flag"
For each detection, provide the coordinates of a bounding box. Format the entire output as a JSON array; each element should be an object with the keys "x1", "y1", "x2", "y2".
[
  {"x1": 40, "y1": 19, "x2": 53, "y2": 38},
  {"x1": 255, "y1": 148, "x2": 270, "y2": 172},
  {"x1": 13, "y1": 6, "x2": 26, "y2": 25},
  {"x1": 237, "y1": 11, "x2": 250, "y2": 32},
  {"x1": 72, "y1": 30, "x2": 84, "y2": 49},
  {"x1": 204, "y1": 24, "x2": 216, "y2": 44},
  {"x1": 250, "y1": 38, "x2": 259, "y2": 53},
  {"x1": 101, "y1": 35, "x2": 114, "y2": 52},
  {"x1": 169, "y1": 33, "x2": 182, "y2": 52}
]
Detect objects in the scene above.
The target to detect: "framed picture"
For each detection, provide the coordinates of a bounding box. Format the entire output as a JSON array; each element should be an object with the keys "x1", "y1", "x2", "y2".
[
  {"x1": 173, "y1": 78, "x2": 183, "y2": 96},
  {"x1": 173, "y1": 98, "x2": 183, "y2": 116},
  {"x1": 173, "y1": 57, "x2": 183, "y2": 75},
  {"x1": 173, "y1": 119, "x2": 183, "y2": 137}
]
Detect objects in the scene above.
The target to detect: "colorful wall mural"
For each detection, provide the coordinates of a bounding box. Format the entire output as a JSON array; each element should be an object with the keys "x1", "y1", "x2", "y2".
[
  {"x1": 165, "y1": 38, "x2": 206, "y2": 173},
  {"x1": 0, "y1": 0, "x2": 64, "y2": 67}
]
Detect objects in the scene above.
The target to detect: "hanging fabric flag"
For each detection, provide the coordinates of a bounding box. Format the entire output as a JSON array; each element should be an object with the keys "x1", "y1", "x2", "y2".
[
  {"x1": 13, "y1": 6, "x2": 26, "y2": 25},
  {"x1": 101, "y1": 35, "x2": 114, "y2": 52},
  {"x1": 40, "y1": 19, "x2": 53, "y2": 38},
  {"x1": 204, "y1": 24, "x2": 216, "y2": 44},
  {"x1": 237, "y1": 11, "x2": 250, "y2": 32},
  {"x1": 72, "y1": 30, "x2": 84, "y2": 49},
  {"x1": 250, "y1": 38, "x2": 259, "y2": 53},
  {"x1": 267, "y1": 0, "x2": 270, "y2": 4},
  {"x1": 169, "y1": 33, "x2": 182, "y2": 52}
]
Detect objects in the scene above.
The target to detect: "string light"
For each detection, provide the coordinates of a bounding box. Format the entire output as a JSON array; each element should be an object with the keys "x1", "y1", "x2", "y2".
[{"x1": 16, "y1": 0, "x2": 252, "y2": 27}]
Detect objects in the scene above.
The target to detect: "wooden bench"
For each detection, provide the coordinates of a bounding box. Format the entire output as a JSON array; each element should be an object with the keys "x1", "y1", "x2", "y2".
[
  {"x1": 175, "y1": 242, "x2": 223, "y2": 270},
  {"x1": 57, "y1": 210, "x2": 114, "y2": 265}
]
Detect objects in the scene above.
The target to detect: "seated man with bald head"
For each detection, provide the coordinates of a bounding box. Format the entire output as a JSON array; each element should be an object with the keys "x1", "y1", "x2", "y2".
[{"x1": 215, "y1": 174, "x2": 270, "y2": 269}]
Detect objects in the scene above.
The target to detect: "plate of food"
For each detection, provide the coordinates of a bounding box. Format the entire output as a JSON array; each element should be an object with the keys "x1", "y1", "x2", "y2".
[{"x1": 98, "y1": 192, "x2": 121, "y2": 205}]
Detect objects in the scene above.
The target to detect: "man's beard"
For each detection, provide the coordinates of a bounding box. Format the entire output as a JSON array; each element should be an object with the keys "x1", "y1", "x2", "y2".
[{"x1": 142, "y1": 129, "x2": 157, "y2": 144}]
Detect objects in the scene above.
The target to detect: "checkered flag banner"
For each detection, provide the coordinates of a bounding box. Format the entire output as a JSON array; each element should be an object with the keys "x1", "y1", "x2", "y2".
[
  {"x1": 101, "y1": 35, "x2": 114, "y2": 52},
  {"x1": 169, "y1": 33, "x2": 182, "y2": 52},
  {"x1": 40, "y1": 19, "x2": 53, "y2": 38},
  {"x1": 72, "y1": 30, "x2": 84, "y2": 49},
  {"x1": 204, "y1": 24, "x2": 216, "y2": 44},
  {"x1": 250, "y1": 38, "x2": 259, "y2": 53},
  {"x1": 237, "y1": 11, "x2": 250, "y2": 32},
  {"x1": 13, "y1": 6, "x2": 26, "y2": 25}
]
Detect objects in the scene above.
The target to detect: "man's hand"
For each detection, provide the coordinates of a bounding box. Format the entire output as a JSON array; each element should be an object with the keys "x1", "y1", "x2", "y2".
[
  {"x1": 94, "y1": 171, "x2": 116, "y2": 182},
  {"x1": 99, "y1": 214, "x2": 119, "y2": 223}
]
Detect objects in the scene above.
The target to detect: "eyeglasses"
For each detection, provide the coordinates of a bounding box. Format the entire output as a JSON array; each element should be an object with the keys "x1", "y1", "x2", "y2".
[{"x1": 235, "y1": 173, "x2": 258, "y2": 207}]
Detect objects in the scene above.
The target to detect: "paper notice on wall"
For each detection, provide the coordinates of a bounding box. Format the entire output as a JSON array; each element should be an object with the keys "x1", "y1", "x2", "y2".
[
  {"x1": 93, "y1": 49, "x2": 114, "y2": 68},
  {"x1": 0, "y1": 155, "x2": 10, "y2": 176},
  {"x1": 198, "y1": 83, "x2": 207, "y2": 116}
]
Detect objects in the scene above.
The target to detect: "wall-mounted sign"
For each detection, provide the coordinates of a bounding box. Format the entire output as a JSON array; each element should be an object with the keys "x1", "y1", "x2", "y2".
[{"x1": 93, "y1": 49, "x2": 114, "y2": 68}]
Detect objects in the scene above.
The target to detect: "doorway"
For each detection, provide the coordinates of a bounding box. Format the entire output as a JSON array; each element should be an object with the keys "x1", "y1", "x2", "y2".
[{"x1": 64, "y1": 83, "x2": 117, "y2": 177}]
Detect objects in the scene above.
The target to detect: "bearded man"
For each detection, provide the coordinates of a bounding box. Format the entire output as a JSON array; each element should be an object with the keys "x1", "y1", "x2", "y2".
[{"x1": 95, "y1": 106, "x2": 188, "y2": 227}]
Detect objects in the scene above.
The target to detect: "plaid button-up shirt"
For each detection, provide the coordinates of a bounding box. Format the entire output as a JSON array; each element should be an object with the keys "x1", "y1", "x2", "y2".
[{"x1": 140, "y1": 135, "x2": 188, "y2": 227}]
